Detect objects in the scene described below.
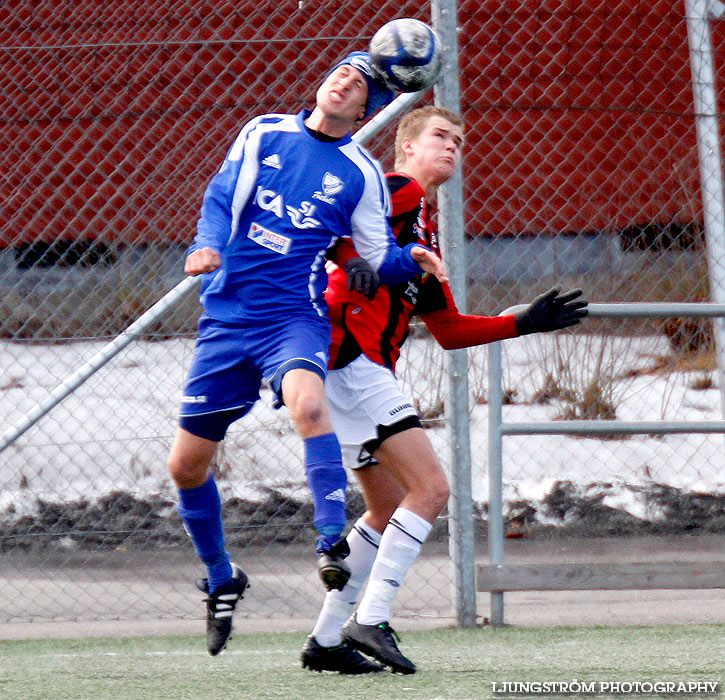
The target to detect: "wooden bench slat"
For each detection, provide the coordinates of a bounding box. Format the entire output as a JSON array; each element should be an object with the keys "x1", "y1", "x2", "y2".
[{"x1": 476, "y1": 562, "x2": 725, "y2": 592}]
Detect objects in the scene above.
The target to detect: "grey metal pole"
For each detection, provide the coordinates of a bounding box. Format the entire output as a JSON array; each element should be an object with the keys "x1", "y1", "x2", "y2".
[
  {"x1": 354, "y1": 90, "x2": 425, "y2": 143},
  {"x1": 685, "y1": 0, "x2": 725, "y2": 418},
  {"x1": 432, "y1": 0, "x2": 477, "y2": 628},
  {"x1": 0, "y1": 274, "x2": 200, "y2": 454},
  {"x1": 487, "y1": 340, "x2": 505, "y2": 626},
  {"x1": 485, "y1": 301, "x2": 725, "y2": 626}
]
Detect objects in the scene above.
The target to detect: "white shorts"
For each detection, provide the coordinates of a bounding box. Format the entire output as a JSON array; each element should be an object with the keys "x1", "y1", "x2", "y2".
[{"x1": 325, "y1": 354, "x2": 420, "y2": 469}]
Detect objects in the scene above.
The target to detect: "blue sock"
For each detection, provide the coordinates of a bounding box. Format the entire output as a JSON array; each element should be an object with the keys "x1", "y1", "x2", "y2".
[
  {"x1": 177, "y1": 474, "x2": 232, "y2": 593},
  {"x1": 304, "y1": 433, "x2": 347, "y2": 552}
]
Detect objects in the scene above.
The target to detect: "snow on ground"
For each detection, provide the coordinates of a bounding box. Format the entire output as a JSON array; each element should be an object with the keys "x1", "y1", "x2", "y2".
[{"x1": 1, "y1": 331, "x2": 723, "y2": 520}]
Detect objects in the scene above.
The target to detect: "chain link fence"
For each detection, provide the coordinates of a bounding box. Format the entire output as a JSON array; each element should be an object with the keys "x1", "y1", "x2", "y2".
[
  {"x1": 2, "y1": 0, "x2": 724, "y2": 628},
  {"x1": 457, "y1": 0, "x2": 724, "y2": 551}
]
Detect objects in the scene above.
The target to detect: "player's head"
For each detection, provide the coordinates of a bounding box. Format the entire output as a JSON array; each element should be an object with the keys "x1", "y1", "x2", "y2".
[
  {"x1": 319, "y1": 51, "x2": 395, "y2": 121},
  {"x1": 394, "y1": 106, "x2": 464, "y2": 189}
]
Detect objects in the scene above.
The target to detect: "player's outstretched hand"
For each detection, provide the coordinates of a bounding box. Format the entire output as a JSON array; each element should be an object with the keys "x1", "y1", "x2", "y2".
[
  {"x1": 411, "y1": 246, "x2": 448, "y2": 284},
  {"x1": 185, "y1": 247, "x2": 221, "y2": 276},
  {"x1": 514, "y1": 287, "x2": 588, "y2": 335},
  {"x1": 345, "y1": 257, "x2": 380, "y2": 300}
]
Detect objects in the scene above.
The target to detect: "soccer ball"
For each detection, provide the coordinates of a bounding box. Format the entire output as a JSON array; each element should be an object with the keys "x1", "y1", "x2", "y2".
[{"x1": 368, "y1": 18, "x2": 443, "y2": 93}]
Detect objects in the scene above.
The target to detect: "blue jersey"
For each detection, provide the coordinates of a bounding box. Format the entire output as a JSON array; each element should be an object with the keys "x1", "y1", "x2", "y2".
[{"x1": 190, "y1": 109, "x2": 423, "y2": 323}]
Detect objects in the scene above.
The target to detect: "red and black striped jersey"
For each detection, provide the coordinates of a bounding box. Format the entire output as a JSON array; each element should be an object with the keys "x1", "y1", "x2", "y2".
[{"x1": 325, "y1": 172, "x2": 518, "y2": 372}]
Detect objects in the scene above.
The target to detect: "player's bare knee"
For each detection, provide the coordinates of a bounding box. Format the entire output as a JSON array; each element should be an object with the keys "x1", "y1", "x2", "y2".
[
  {"x1": 166, "y1": 457, "x2": 189, "y2": 487},
  {"x1": 290, "y1": 394, "x2": 326, "y2": 433},
  {"x1": 409, "y1": 469, "x2": 449, "y2": 517},
  {"x1": 167, "y1": 455, "x2": 208, "y2": 489}
]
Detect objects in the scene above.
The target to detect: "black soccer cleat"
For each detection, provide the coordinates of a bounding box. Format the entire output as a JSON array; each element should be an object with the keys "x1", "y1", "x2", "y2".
[
  {"x1": 341, "y1": 615, "x2": 416, "y2": 674},
  {"x1": 317, "y1": 537, "x2": 351, "y2": 592},
  {"x1": 300, "y1": 635, "x2": 385, "y2": 674},
  {"x1": 195, "y1": 563, "x2": 249, "y2": 656}
]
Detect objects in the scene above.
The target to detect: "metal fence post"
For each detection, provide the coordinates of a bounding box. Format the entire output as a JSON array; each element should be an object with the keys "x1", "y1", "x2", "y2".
[
  {"x1": 685, "y1": 0, "x2": 725, "y2": 418},
  {"x1": 487, "y1": 340, "x2": 505, "y2": 626},
  {"x1": 486, "y1": 302, "x2": 725, "y2": 626},
  {"x1": 432, "y1": 0, "x2": 477, "y2": 628}
]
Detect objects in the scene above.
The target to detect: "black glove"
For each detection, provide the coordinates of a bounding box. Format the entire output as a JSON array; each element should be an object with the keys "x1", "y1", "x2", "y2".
[
  {"x1": 344, "y1": 257, "x2": 380, "y2": 301},
  {"x1": 514, "y1": 287, "x2": 588, "y2": 335}
]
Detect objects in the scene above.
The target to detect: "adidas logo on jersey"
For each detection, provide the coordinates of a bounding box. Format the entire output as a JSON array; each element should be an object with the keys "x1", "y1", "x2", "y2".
[
  {"x1": 325, "y1": 488, "x2": 346, "y2": 503},
  {"x1": 262, "y1": 153, "x2": 281, "y2": 169}
]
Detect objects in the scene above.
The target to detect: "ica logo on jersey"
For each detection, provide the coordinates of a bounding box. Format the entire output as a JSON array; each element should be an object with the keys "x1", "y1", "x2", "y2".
[{"x1": 254, "y1": 186, "x2": 321, "y2": 229}]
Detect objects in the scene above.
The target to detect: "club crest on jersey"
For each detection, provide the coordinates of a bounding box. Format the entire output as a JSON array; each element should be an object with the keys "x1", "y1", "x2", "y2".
[
  {"x1": 248, "y1": 222, "x2": 292, "y2": 254},
  {"x1": 323, "y1": 172, "x2": 343, "y2": 195},
  {"x1": 313, "y1": 172, "x2": 344, "y2": 204}
]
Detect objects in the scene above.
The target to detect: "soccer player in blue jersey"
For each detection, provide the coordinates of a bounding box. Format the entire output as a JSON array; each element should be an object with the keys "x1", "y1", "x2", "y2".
[{"x1": 166, "y1": 51, "x2": 448, "y2": 656}]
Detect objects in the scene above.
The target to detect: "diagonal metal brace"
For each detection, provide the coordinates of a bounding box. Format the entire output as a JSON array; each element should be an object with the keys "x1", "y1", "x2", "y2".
[{"x1": 708, "y1": 0, "x2": 725, "y2": 19}]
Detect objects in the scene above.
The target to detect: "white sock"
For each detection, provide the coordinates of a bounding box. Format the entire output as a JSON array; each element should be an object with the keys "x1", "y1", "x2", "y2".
[
  {"x1": 311, "y1": 518, "x2": 381, "y2": 647},
  {"x1": 355, "y1": 507, "x2": 432, "y2": 626}
]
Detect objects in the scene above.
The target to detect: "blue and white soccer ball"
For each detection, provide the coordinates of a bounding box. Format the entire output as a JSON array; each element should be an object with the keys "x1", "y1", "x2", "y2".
[{"x1": 368, "y1": 18, "x2": 443, "y2": 93}]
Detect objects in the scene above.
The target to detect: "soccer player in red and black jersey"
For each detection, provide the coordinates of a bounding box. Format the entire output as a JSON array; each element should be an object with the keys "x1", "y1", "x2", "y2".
[{"x1": 301, "y1": 106, "x2": 588, "y2": 674}]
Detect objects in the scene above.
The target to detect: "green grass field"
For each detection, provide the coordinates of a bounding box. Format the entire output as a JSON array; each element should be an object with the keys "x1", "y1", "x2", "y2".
[{"x1": 1, "y1": 625, "x2": 722, "y2": 700}]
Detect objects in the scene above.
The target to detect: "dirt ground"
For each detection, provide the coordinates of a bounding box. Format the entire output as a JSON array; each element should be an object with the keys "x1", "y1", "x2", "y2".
[{"x1": 2, "y1": 534, "x2": 724, "y2": 640}]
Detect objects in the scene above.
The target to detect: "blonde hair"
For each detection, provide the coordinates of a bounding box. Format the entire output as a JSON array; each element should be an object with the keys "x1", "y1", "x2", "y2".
[{"x1": 394, "y1": 106, "x2": 463, "y2": 170}]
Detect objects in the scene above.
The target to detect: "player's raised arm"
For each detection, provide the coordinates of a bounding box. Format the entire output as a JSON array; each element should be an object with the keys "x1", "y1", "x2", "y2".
[
  {"x1": 190, "y1": 161, "x2": 237, "y2": 259},
  {"x1": 186, "y1": 115, "x2": 269, "y2": 278}
]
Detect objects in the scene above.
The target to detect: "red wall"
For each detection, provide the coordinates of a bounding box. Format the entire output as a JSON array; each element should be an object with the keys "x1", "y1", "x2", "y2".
[
  {"x1": 0, "y1": 1, "x2": 717, "y2": 247},
  {"x1": 458, "y1": 0, "x2": 707, "y2": 237}
]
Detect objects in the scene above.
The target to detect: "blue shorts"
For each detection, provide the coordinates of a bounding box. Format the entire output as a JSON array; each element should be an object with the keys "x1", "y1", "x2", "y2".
[{"x1": 179, "y1": 314, "x2": 330, "y2": 441}]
